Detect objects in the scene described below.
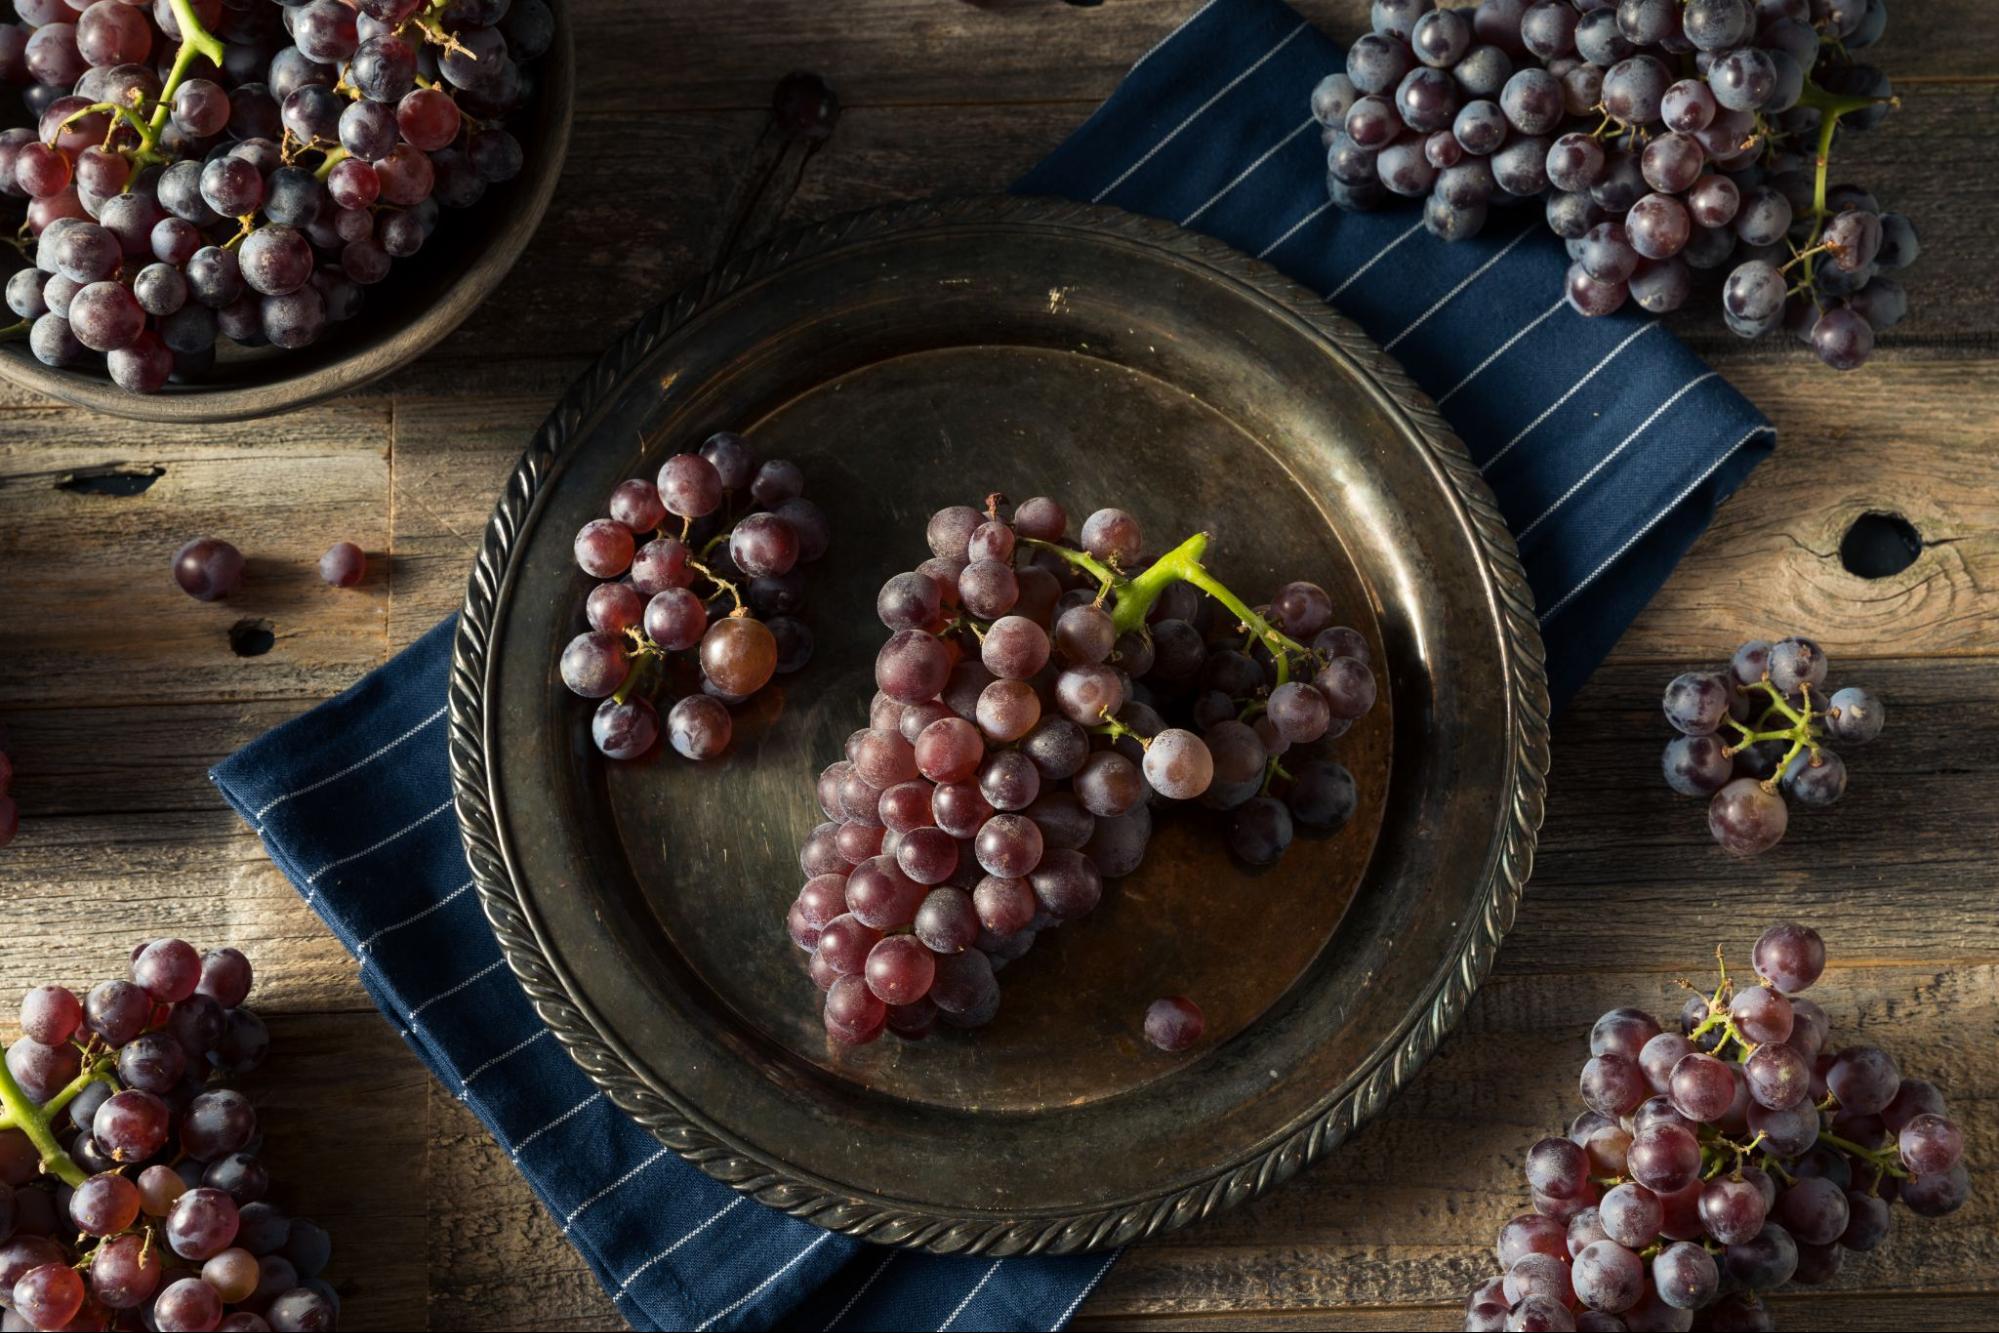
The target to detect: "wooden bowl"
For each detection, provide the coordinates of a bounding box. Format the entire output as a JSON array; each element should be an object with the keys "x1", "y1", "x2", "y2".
[{"x1": 0, "y1": 4, "x2": 573, "y2": 423}]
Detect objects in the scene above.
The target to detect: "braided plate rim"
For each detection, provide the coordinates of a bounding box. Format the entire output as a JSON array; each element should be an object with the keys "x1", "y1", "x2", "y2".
[{"x1": 449, "y1": 196, "x2": 1552, "y2": 1256}]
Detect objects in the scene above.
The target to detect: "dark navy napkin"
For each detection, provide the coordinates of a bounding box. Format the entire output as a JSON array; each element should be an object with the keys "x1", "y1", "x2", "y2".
[{"x1": 215, "y1": 1, "x2": 1772, "y2": 1328}]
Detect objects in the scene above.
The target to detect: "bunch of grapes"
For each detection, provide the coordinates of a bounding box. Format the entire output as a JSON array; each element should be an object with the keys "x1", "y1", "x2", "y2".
[
  {"x1": 1660, "y1": 635, "x2": 1883, "y2": 856},
  {"x1": 1311, "y1": 0, "x2": 1917, "y2": 370},
  {"x1": 786, "y1": 495, "x2": 1378, "y2": 1046},
  {"x1": 0, "y1": 0, "x2": 553, "y2": 394},
  {"x1": 0, "y1": 939, "x2": 339, "y2": 1331},
  {"x1": 560, "y1": 431, "x2": 826, "y2": 764},
  {"x1": 1466, "y1": 923, "x2": 1968, "y2": 1332}
]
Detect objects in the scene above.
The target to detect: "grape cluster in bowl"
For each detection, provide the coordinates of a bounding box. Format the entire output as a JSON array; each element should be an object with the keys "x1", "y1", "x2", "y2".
[
  {"x1": 788, "y1": 495, "x2": 1378, "y2": 1047},
  {"x1": 1661, "y1": 635, "x2": 1882, "y2": 855},
  {"x1": 1, "y1": 940, "x2": 339, "y2": 1331},
  {"x1": 1466, "y1": 923, "x2": 1967, "y2": 1332},
  {"x1": 559, "y1": 431, "x2": 826, "y2": 764},
  {"x1": 0, "y1": 0, "x2": 553, "y2": 394},
  {"x1": 1312, "y1": 0, "x2": 1916, "y2": 369}
]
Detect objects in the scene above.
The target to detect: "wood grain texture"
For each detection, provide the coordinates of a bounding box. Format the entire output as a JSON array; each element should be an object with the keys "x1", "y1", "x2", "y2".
[
  {"x1": 0, "y1": 398, "x2": 395, "y2": 707},
  {"x1": 564, "y1": 0, "x2": 1999, "y2": 111},
  {"x1": 1072, "y1": 1293, "x2": 1999, "y2": 1331},
  {"x1": 1, "y1": 1, "x2": 1995, "y2": 1329},
  {"x1": 395, "y1": 88, "x2": 1997, "y2": 373}
]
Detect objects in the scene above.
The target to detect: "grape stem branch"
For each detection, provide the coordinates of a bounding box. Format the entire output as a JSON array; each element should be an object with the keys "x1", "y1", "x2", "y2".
[
  {"x1": 1091, "y1": 711, "x2": 1150, "y2": 751},
  {"x1": 1818, "y1": 1129, "x2": 1909, "y2": 1180},
  {"x1": 1722, "y1": 679, "x2": 1823, "y2": 793},
  {"x1": 1789, "y1": 81, "x2": 1899, "y2": 292},
  {"x1": 0, "y1": 1052, "x2": 115, "y2": 1187},
  {"x1": 1024, "y1": 531, "x2": 1314, "y2": 687},
  {"x1": 138, "y1": 0, "x2": 227, "y2": 162},
  {"x1": 1133, "y1": 535, "x2": 1309, "y2": 683}
]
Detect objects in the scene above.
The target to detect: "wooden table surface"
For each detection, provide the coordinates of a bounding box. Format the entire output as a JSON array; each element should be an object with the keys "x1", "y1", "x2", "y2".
[{"x1": 3, "y1": 2, "x2": 1995, "y2": 1328}]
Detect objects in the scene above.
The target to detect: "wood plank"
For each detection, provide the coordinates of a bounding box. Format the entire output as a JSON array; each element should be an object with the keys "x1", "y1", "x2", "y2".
[
  {"x1": 250, "y1": 1012, "x2": 432, "y2": 1332},
  {"x1": 382, "y1": 344, "x2": 1999, "y2": 668},
  {"x1": 409, "y1": 961, "x2": 1994, "y2": 1326},
  {"x1": 1073, "y1": 1293, "x2": 1999, "y2": 1330},
  {"x1": 0, "y1": 810, "x2": 359, "y2": 1009},
  {"x1": 1614, "y1": 360, "x2": 1999, "y2": 664},
  {"x1": 391, "y1": 84, "x2": 1996, "y2": 379},
  {"x1": 0, "y1": 700, "x2": 322, "y2": 816},
  {"x1": 567, "y1": 0, "x2": 1999, "y2": 112},
  {"x1": 0, "y1": 399, "x2": 394, "y2": 708},
  {"x1": 414, "y1": 110, "x2": 768, "y2": 373},
  {"x1": 1513, "y1": 656, "x2": 1999, "y2": 974},
  {"x1": 3, "y1": 658, "x2": 1989, "y2": 1316},
  {"x1": 383, "y1": 375, "x2": 579, "y2": 648}
]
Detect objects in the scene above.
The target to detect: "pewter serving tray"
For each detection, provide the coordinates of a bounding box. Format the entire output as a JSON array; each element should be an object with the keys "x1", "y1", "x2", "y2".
[{"x1": 450, "y1": 198, "x2": 1549, "y2": 1255}]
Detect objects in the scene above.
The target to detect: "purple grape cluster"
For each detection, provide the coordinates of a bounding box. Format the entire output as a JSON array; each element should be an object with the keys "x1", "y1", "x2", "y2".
[
  {"x1": 1312, "y1": 0, "x2": 1915, "y2": 369},
  {"x1": 1465, "y1": 923, "x2": 1968, "y2": 1332},
  {"x1": 0, "y1": 0, "x2": 552, "y2": 394},
  {"x1": 1661, "y1": 636, "x2": 1883, "y2": 855},
  {"x1": 0, "y1": 939, "x2": 340, "y2": 1331},
  {"x1": 787, "y1": 495, "x2": 1377, "y2": 1047},
  {"x1": 560, "y1": 431, "x2": 826, "y2": 764}
]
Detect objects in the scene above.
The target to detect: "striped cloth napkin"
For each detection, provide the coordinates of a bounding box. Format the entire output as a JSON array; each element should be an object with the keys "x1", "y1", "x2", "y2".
[{"x1": 213, "y1": 1, "x2": 1772, "y2": 1328}]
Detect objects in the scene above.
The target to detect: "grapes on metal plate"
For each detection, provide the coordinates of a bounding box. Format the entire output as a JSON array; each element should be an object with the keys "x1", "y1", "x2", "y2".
[
  {"x1": 788, "y1": 493, "x2": 1380, "y2": 1047},
  {"x1": 562, "y1": 431, "x2": 823, "y2": 763}
]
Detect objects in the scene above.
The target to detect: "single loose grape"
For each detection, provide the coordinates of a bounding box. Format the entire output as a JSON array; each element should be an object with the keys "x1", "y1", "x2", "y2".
[
  {"x1": 172, "y1": 537, "x2": 245, "y2": 601},
  {"x1": 700, "y1": 617, "x2": 778, "y2": 696},
  {"x1": 1143, "y1": 996, "x2": 1204, "y2": 1052},
  {"x1": 318, "y1": 541, "x2": 366, "y2": 588}
]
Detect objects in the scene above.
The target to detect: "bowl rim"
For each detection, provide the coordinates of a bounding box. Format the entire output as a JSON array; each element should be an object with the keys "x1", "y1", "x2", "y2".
[
  {"x1": 0, "y1": 2, "x2": 575, "y2": 424},
  {"x1": 448, "y1": 196, "x2": 1553, "y2": 1255}
]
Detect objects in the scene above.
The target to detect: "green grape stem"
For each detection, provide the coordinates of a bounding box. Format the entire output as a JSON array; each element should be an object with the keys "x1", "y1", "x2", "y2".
[
  {"x1": 128, "y1": 0, "x2": 228, "y2": 166},
  {"x1": 610, "y1": 647, "x2": 659, "y2": 706},
  {"x1": 1019, "y1": 536, "x2": 1119, "y2": 591},
  {"x1": 1818, "y1": 1129, "x2": 1910, "y2": 1180},
  {"x1": 0, "y1": 1051, "x2": 116, "y2": 1188},
  {"x1": 1719, "y1": 683, "x2": 1831, "y2": 787},
  {"x1": 1721, "y1": 679, "x2": 1825, "y2": 792},
  {"x1": 312, "y1": 147, "x2": 351, "y2": 181},
  {"x1": 1681, "y1": 953, "x2": 1759, "y2": 1058},
  {"x1": 1027, "y1": 531, "x2": 1313, "y2": 680},
  {"x1": 1698, "y1": 1129, "x2": 1770, "y2": 1180},
  {"x1": 1789, "y1": 80, "x2": 1901, "y2": 294},
  {"x1": 1090, "y1": 710, "x2": 1151, "y2": 750},
  {"x1": 686, "y1": 560, "x2": 742, "y2": 613}
]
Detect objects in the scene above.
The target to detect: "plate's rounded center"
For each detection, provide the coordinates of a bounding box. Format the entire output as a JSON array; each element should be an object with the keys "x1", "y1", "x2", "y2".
[{"x1": 605, "y1": 345, "x2": 1390, "y2": 1112}]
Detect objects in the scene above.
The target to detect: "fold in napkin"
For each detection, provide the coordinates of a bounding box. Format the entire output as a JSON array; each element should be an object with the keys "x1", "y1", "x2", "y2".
[{"x1": 215, "y1": 1, "x2": 1772, "y2": 1328}]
